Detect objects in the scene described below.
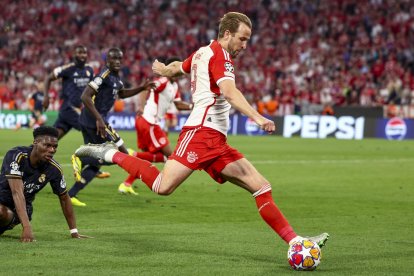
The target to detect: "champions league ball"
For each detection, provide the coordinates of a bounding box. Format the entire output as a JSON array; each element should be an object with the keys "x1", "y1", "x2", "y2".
[{"x1": 287, "y1": 239, "x2": 321, "y2": 271}]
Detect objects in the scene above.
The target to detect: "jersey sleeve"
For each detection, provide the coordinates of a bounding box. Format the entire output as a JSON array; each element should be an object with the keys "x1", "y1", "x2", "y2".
[
  {"x1": 210, "y1": 53, "x2": 235, "y2": 85},
  {"x1": 3, "y1": 150, "x2": 25, "y2": 179},
  {"x1": 88, "y1": 69, "x2": 109, "y2": 92},
  {"x1": 53, "y1": 63, "x2": 73, "y2": 79},
  {"x1": 181, "y1": 52, "x2": 196, "y2": 74},
  {"x1": 49, "y1": 168, "x2": 67, "y2": 196},
  {"x1": 153, "y1": 77, "x2": 168, "y2": 93}
]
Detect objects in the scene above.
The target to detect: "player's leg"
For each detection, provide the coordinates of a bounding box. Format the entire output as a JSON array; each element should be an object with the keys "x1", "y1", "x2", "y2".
[
  {"x1": 0, "y1": 204, "x2": 17, "y2": 235},
  {"x1": 68, "y1": 126, "x2": 105, "y2": 206},
  {"x1": 57, "y1": 128, "x2": 67, "y2": 140},
  {"x1": 135, "y1": 118, "x2": 168, "y2": 163},
  {"x1": 119, "y1": 122, "x2": 169, "y2": 194},
  {"x1": 68, "y1": 162, "x2": 100, "y2": 206},
  {"x1": 110, "y1": 150, "x2": 192, "y2": 195},
  {"x1": 53, "y1": 111, "x2": 73, "y2": 140},
  {"x1": 75, "y1": 143, "x2": 193, "y2": 195},
  {"x1": 96, "y1": 124, "x2": 129, "y2": 179},
  {"x1": 221, "y1": 158, "x2": 329, "y2": 247},
  {"x1": 0, "y1": 204, "x2": 14, "y2": 227},
  {"x1": 221, "y1": 158, "x2": 298, "y2": 244}
]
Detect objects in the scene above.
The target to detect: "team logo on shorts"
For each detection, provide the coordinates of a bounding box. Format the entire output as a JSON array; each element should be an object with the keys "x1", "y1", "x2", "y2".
[
  {"x1": 159, "y1": 137, "x2": 167, "y2": 145},
  {"x1": 38, "y1": 174, "x2": 46, "y2": 183},
  {"x1": 186, "y1": 151, "x2": 198, "y2": 163},
  {"x1": 224, "y1": 62, "x2": 234, "y2": 73}
]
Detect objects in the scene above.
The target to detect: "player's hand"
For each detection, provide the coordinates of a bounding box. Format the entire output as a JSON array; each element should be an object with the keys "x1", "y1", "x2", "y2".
[
  {"x1": 42, "y1": 98, "x2": 49, "y2": 111},
  {"x1": 152, "y1": 59, "x2": 165, "y2": 76},
  {"x1": 71, "y1": 232, "x2": 93, "y2": 239},
  {"x1": 96, "y1": 118, "x2": 107, "y2": 138},
  {"x1": 139, "y1": 79, "x2": 156, "y2": 91},
  {"x1": 257, "y1": 117, "x2": 276, "y2": 134},
  {"x1": 20, "y1": 227, "x2": 36, "y2": 243},
  {"x1": 136, "y1": 107, "x2": 144, "y2": 116}
]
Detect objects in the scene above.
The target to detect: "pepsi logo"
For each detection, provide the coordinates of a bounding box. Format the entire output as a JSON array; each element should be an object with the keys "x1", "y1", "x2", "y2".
[{"x1": 385, "y1": 117, "x2": 407, "y2": 140}]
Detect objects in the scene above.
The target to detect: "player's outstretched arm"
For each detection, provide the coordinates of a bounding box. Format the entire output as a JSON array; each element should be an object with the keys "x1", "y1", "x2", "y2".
[
  {"x1": 59, "y1": 193, "x2": 92, "y2": 239},
  {"x1": 118, "y1": 79, "x2": 155, "y2": 99},
  {"x1": 136, "y1": 89, "x2": 149, "y2": 116},
  {"x1": 8, "y1": 178, "x2": 35, "y2": 242},
  {"x1": 42, "y1": 72, "x2": 58, "y2": 111},
  {"x1": 219, "y1": 79, "x2": 275, "y2": 133},
  {"x1": 152, "y1": 60, "x2": 184, "y2": 78},
  {"x1": 174, "y1": 100, "x2": 193, "y2": 111}
]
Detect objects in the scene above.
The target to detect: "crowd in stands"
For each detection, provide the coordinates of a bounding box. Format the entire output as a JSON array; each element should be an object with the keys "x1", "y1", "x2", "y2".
[{"x1": 1, "y1": 0, "x2": 414, "y2": 117}]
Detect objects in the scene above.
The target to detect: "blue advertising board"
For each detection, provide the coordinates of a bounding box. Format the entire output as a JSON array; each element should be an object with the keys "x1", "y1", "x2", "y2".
[
  {"x1": 104, "y1": 112, "x2": 414, "y2": 139},
  {"x1": 376, "y1": 117, "x2": 414, "y2": 140}
]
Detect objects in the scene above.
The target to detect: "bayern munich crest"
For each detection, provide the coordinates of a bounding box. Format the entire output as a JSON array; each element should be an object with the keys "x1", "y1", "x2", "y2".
[{"x1": 186, "y1": 151, "x2": 198, "y2": 163}]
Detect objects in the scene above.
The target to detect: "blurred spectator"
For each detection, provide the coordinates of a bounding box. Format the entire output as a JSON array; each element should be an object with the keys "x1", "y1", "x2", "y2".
[{"x1": 1, "y1": 0, "x2": 414, "y2": 118}]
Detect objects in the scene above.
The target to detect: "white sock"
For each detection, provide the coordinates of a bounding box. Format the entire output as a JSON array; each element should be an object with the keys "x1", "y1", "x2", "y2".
[{"x1": 104, "y1": 149, "x2": 118, "y2": 163}]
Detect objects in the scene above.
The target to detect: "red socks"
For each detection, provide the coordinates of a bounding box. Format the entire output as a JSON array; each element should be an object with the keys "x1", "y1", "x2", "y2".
[
  {"x1": 254, "y1": 186, "x2": 297, "y2": 243},
  {"x1": 135, "y1": 152, "x2": 165, "y2": 163},
  {"x1": 113, "y1": 152, "x2": 160, "y2": 191},
  {"x1": 114, "y1": 152, "x2": 296, "y2": 243}
]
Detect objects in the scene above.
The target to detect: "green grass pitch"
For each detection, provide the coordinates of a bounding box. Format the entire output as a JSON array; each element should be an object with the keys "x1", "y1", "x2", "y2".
[{"x1": 0, "y1": 129, "x2": 413, "y2": 275}]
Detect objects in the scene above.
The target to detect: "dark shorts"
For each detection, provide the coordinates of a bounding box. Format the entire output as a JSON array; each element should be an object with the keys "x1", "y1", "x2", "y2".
[
  {"x1": 0, "y1": 201, "x2": 33, "y2": 235},
  {"x1": 80, "y1": 125, "x2": 108, "y2": 144},
  {"x1": 80, "y1": 124, "x2": 123, "y2": 145},
  {"x1": 54, "y1": 108, "x2": 81, "y2": 133}
]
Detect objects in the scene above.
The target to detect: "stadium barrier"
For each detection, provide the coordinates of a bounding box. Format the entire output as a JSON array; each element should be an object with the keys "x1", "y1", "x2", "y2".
[
  {"x1": 0, "y1": 110, "x2": 58, "y2": 129},
  {"x1": 1, "y1": 110, "x2": 412, "y2": 140},
  {"x1": 105, "y1": 112, "x2": 413, "y2": 140}
]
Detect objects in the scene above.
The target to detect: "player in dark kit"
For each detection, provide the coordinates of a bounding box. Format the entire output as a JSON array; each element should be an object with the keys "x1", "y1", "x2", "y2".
[
  {"x1": 68, "y1": 47, "x2": 154, "y2": 206},
  {"x1": 15, "y1": 85, "x2": 46, "y2": 130},
  {"x1": 42, "y1": 45, "x2": 93, "y2": 140},
  {"x1": 0, "y1": 126, "x2": 90, "y2": 242},
  {"x1": 43, "y1": 45, "x2": 111, "y2": 179}
]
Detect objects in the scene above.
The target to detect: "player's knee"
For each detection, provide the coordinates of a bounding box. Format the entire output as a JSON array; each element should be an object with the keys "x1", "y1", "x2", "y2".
[
  {"x1": 0, "y1": 205, "x2": 13, "y2": 225},
  {"x1": 157, "y1": 186, "x2": 175, "y2": 196}
]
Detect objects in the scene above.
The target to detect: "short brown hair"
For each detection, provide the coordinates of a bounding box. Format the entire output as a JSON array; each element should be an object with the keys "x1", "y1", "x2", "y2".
[{"x1": 218, "y1": 12, "x2": 252, "y2": 38}]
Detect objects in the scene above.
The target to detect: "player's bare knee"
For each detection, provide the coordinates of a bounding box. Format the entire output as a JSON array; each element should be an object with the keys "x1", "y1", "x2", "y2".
[
  {"x1": 156, "y1": 185, "x2": 175, "y2": 196},
  {"x1": 0, "y1": 205, "x2": 7, "y2": 217},
  {"x1": 0, "y1": 205, "x2": 13, "y2": 224}
]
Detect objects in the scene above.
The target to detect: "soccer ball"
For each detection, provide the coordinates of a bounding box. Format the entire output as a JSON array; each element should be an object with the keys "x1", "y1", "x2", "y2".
[{"x1": 287, "y1": 239, "x2": 321, "y2": 271}]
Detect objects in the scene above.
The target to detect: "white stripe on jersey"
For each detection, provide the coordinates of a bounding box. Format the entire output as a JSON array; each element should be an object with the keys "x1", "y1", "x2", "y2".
[
  {"x1": 176, "y1": 128, "x2": 198, "y2": 157},
  {"x1": 149, "y1": 125, "x2": 161, "y2": 148},
  {"x1": 222, "y1": 48, "x2": 230, "y2": 60},
  {"x1": 216, "y1": 76, "x2": 235, "y2": 85}
]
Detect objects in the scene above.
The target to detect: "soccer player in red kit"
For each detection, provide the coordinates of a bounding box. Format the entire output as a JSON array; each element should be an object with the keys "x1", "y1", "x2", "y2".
[
  {"x1": 119, "y1": 58, "x2": 193, "y2": 195},
  {"x1": 76, "y1": 12, "x2": 329, "y2": 248}
]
